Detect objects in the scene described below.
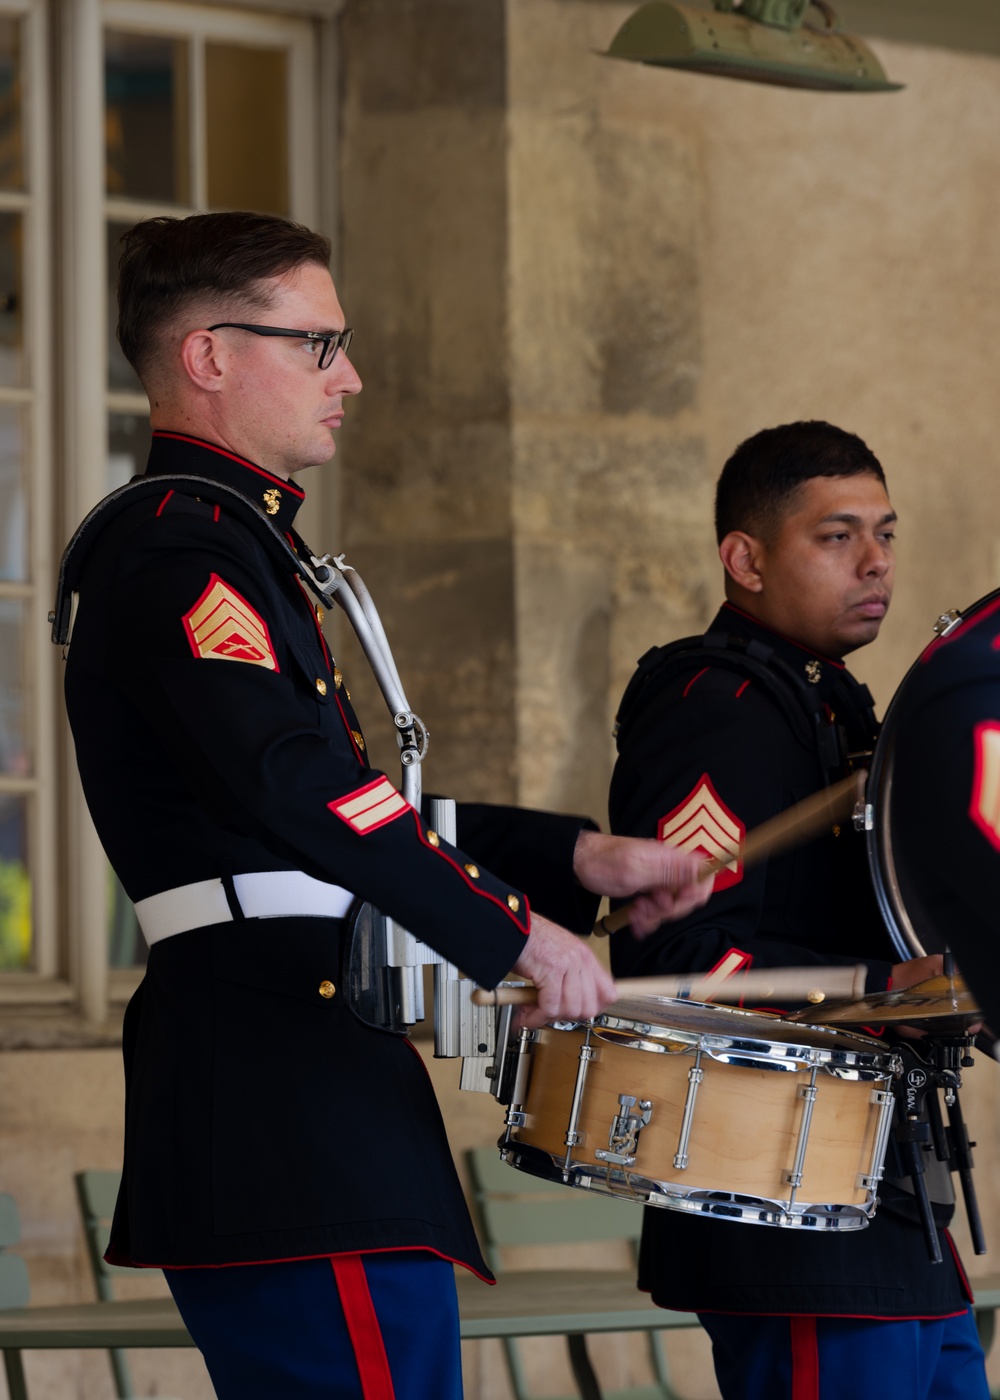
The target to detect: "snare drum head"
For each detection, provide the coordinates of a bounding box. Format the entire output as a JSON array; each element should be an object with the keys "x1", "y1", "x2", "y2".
[
  {"x1": 598, "y1": 996, "x2": 887, "y2": 1062},
  {"x1": 866, "y1": 587, "x2": 1000, "y2": 960}
]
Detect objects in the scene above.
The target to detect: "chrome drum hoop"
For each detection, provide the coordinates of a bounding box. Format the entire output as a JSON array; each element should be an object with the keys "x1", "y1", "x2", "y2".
[
  {"x1": 498, "y1": 1146, "x2": 876, "y2": 1231},
  {"x1": 590, "y1": 999, "x2": 898, "y2": 1083}
]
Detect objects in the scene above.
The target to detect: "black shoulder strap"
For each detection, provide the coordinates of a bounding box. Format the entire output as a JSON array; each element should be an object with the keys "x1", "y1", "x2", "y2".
[
  {"x1": 51, "y1": 475, "x2": 324, "y2": 646},
  {"x1": 613, "y1": 631, "x2": 848, "y2": 783}
]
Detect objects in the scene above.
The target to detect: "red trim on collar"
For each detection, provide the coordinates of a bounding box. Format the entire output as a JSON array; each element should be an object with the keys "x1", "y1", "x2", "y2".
[
  {"x1": 721, "y1": 603, "x2": 846, "y2": 670},
  {"x1": 151, "y1": 431, "x2": 306, "y2": 500}
]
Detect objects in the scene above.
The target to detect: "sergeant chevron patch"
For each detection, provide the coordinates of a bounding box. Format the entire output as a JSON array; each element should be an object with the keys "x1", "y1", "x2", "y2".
[
  {"x1": 970, "y1": 721, "x2": 1000, "y2": 851},
  {"x1": 329, "y1": 776, "x2": 409, "y2": 834},
  {"x1": 182, "y1": 574, "x2": 278, "y2": 671},
  {"x1": 658, "y1": 773, "x2": 744, "y2": 890}
]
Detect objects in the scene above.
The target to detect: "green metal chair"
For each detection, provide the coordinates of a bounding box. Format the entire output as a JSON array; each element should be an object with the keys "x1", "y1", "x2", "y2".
[
  {"x1": 0, "y1": 1192, "x2": 30, "y2": 1400},
  {"x1": 465, "y1": 1146, "x2": 695, "y2": 1400},
  {"x1": 74, "y1": 1169, "x2": 137, "y2": 1398}
]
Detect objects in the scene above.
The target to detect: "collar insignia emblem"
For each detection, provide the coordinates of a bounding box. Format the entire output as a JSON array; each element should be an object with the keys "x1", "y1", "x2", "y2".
[
  {"x1": 657, "y1": 773, "x2": 745, "y2": 891},
  {"x1": 805, "y1": 659, "x2": 822, "y2": 684},
  {"x1": 263, "y1": 487, "x2": 282, "y2": 516},
  {"x1": 970, "y1": 721, "x2": 1000, "y2": 851}
]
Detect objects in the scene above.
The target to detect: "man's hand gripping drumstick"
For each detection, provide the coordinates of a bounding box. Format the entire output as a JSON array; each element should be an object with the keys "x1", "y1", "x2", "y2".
[
  {"x1": 500, "y1": 774, "x2": 866, "y2": 1027},
  {"x1": 508, "y1": 831, "x2": 711, "y2": 1030},
  {"x1": 595, "y1": 769, "x2": 867, "y2": 938}
]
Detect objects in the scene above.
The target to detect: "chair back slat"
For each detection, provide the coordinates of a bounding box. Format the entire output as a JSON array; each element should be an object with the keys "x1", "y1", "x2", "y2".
[
  {"x1": 0, "y1": 1194, "x2": 21, "y2": 1249},
  {"x1": 467, "y1": 1148, "x2": 642, "y2": 1247}
]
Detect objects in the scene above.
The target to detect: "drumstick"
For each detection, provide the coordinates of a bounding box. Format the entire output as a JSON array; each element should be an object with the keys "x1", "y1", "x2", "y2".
[
  {"x1": 471, "y1": 964, "x2": 868, "y2": 1008},
  {"x1": 595, "y1": 769, "x2": 866, "y2": 938}
]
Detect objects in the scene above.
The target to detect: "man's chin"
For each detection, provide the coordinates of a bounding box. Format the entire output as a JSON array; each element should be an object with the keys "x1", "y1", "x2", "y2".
[
  {"x1": 837, "y1": 617, "x2": 886, "y2": 656},
  {"x1": 289, "y1": 441, "x2": 337, "y2": 475}
]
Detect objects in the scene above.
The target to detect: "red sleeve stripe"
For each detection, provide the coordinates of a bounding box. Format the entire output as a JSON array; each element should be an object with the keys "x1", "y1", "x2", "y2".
[
  {"x1": 329, "y1": 777, "x2": 410, "y2": 834},
  {"x1": 155, "y1": 490, "x2": 174, "y2": 517}
]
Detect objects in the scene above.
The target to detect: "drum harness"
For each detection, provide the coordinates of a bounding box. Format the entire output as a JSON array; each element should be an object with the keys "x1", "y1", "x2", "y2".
[{"x1": 610, "y1": 631, "x2": 986, "y2": 1262}]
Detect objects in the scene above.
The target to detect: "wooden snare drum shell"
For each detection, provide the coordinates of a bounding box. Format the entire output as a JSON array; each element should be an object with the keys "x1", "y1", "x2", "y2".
[{"x1": 514, "y1": 1026, "x2": 886, "y2": 1208}]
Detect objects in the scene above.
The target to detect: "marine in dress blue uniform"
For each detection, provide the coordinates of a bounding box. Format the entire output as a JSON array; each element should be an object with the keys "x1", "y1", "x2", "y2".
[
  {"x1": 608, "y1": 423, "x2": 988, "y2": 1400},
  {"x1": 60, "y1": 212, "x2": 707, "y2": 1400}
]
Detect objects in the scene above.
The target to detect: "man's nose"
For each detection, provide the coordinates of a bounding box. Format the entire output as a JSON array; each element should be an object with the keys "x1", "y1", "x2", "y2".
[
  {"x1": 328, "y1": 353, "x2": 361, "y2": 396},
  {"x1": 861, "y1": 539, "x2": 890, "y2": 576}
]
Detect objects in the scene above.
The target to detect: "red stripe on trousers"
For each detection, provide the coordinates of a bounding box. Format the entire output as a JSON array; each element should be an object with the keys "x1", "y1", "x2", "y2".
[
  {"x1": 330, "y1": 1255, "x2": 396, "y2": 1400},
  {"x1": 790, "y1": 1316, "x2": 819, "y2": 1400}
]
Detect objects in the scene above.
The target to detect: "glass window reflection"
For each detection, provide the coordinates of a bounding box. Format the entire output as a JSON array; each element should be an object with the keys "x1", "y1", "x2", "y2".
[
  {"x1": 0, "y1": 792, "x2": 29, "y2": 969},
  {"x1": 109, "y1": 412, "x2": 152, "y2": 490},
  {"x1": 107, "y1": 222, "x2": 144, "y2": 393},
  {"x1": 105, "y1": 30, "x2": 189, "y2": 204},
  {"x1": 0, "y1": 598, "x2": 28, "y2": 778},
  {"x1": 0, "y1": 18, "x2": 23, "y2": 193},
  {"x1": 0, "y1": 211, "x2": 24, "y2": 388},
  {"x1": 206, "y1": 43, "x2": 288, "y2": 215},
  {"x1": 0, "y1": 402, "x2": 26, "y2": 581}
]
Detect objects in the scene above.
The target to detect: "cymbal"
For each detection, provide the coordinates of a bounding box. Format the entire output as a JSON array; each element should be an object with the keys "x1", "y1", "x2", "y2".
[{"x1": 787, "y1": 974, "x2": 980, "y2": 1027}]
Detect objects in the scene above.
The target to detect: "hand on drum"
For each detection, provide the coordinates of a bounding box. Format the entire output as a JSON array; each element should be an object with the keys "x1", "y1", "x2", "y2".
[
  {"x1": 510, "y1": 914, "x2": 617, "y2": 1030},
  {"x1": 572, "y1": 832, "x2": 712, "y2": 935}
]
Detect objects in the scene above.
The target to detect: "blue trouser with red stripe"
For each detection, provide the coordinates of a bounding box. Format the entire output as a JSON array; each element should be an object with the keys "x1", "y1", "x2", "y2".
[
  {"x1": 165, "y1": 1252, "x2": 464, "y2": 1399},
  {"x1": 699, "y1": 1309, "x2": 989, "y2": 1400}
]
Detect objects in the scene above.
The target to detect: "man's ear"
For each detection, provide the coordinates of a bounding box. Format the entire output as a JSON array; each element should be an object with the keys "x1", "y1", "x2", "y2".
[
  {"x1": 719, "y1": 531, "x2": 765, "y2": 595},
  {"x1": 179, "y1": 329, "x2": 226, "y2": 393}
]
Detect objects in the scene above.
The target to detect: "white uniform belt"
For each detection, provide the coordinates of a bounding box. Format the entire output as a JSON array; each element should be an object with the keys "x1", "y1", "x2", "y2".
[{"x1": 134, "y1": 872, "x2": 355, "y2": 946}]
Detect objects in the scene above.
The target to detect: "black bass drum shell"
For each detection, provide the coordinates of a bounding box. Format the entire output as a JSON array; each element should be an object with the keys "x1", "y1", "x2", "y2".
[{"x1": 866, "y1": 587, "x2": 1000, "y2": 960}]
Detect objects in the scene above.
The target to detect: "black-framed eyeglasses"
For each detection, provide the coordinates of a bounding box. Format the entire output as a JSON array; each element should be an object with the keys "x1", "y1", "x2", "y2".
[{"x1": 207, "y1": 322, "x2": 354, "y2": 370}]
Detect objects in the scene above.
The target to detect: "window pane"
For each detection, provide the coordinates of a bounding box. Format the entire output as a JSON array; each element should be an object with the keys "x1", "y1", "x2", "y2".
[
  {"x1": 0, "y1": 402, "x2": 27, "y2": 581},
  {"x1": 0, "y1": 792, "x2": 29, "y2": 969},
  {"x1": 108, "y1": 866, "x2": 144, "y2": 968},
  {"x1": 0, "y1": 210, "x2": 24, "y2": 387},
  {"x1": 107, "y1": 221, "x2": 143, "y2": 393},
  {"x1": 0, "y1": 17, "x2": 24, "y2": 192},
  {"x1": 0, "y1": 598, "x2": 28, "y2": 777},
  {"x1": 105, "y1": 30, "x2": 190, "y2": 204},
  {"x1": 206, "y1": 43, "x2": 288, "y2": 216},
  {"x1": 108, "y1": 411, "x2": 151, "y2": 489}
]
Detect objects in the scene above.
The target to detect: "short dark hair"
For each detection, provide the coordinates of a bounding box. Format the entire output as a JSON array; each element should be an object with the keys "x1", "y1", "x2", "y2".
[
  {"x1": 714, "y1": 421, "x2": 886, "y2": 544},
  {"x1": 117, "y1": 211, "x2": 332, "y2": 381}
]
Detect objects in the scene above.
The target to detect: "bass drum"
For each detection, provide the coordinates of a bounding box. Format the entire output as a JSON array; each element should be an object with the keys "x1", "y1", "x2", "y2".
[{"x1": 866, "y1": 586, "x2": 1000, "y2": 960}]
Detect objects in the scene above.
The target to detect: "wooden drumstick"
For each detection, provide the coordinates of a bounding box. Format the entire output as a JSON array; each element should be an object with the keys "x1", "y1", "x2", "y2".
[
  {"x1": 595, "y1": 769, "x2": 867, "y2": 937},
  {"x1": 471, "y1": 964, "x2": 868, "y2": 1008}
]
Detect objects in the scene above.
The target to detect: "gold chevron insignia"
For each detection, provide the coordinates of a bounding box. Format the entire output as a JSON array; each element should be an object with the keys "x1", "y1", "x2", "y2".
[
  {"x1": 182, "y1": 574, "x2": 278, "y2": 671},
  {"x1": 658, "y1": 774, "x2": 745, "y2": 891}
]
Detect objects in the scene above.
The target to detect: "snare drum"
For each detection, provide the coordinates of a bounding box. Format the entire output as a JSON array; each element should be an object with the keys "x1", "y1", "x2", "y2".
[{"x1": 500, "y1": 997, "x2": 900, "y2": 1230}]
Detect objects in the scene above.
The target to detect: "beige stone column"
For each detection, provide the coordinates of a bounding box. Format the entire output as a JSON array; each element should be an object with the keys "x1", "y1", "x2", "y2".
[{"x1": 338, "y1": 0, "x2": 518, "y2": 803}]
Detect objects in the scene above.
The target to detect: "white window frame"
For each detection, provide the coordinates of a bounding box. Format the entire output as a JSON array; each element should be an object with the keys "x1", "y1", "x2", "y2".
[{"x1": 0, "y1": 0, "x2": 341, "y2": 1029}]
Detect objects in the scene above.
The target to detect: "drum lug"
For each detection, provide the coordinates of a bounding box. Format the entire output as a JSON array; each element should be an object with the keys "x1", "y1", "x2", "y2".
[
  {"x1": 782, "y1": 1070, "x2": 820, "y2": 1206},
  {"x1": 505, "y1": 1108, "x2": 528, "y2": 1128},
  {"x1": 594, "y1": 1094, "x2": 653, "y2": 1167}
]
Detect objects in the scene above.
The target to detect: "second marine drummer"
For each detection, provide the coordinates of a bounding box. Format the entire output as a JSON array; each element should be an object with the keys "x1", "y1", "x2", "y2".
[{"x1": 610, "y1": 421, "x2": 988, "y2": 1400}]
